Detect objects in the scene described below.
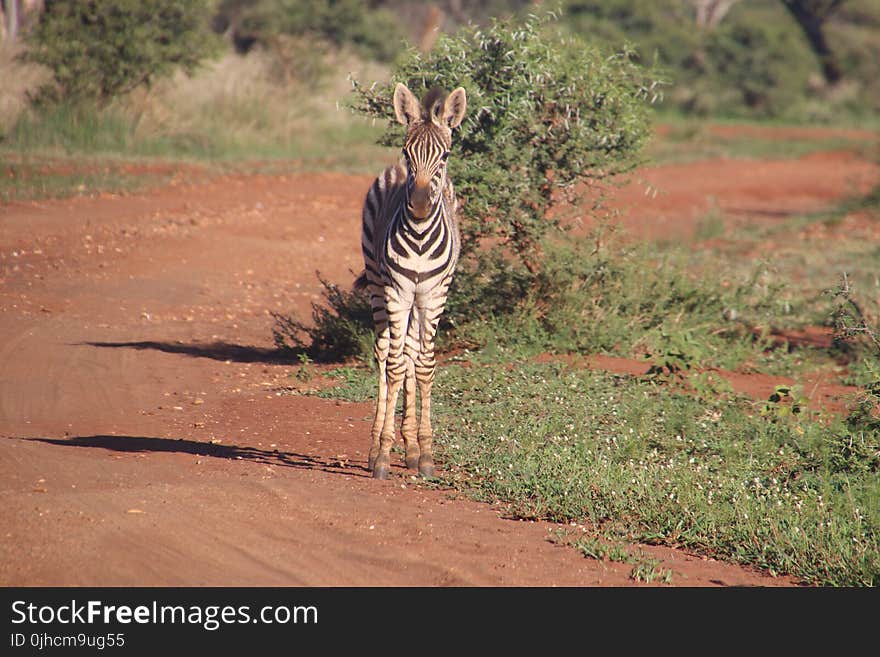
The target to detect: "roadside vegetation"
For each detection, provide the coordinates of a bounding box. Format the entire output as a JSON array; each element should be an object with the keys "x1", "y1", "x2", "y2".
[
  {"x1": 270, "y1": 9, "x2": 880, "y2": 586},
  {"x1": 1, "y1": 0, "x2": 877, "y2": 585}
]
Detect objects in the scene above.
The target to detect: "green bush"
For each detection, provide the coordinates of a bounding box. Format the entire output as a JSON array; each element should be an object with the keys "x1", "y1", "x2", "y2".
[
  {"x1": 294, "y1": 11, "x2": 800, "y2": 365},
  {"x1": 444, "y1": 239, "x2": 788, "y2": 368},
  {"x1": 271, "y1": 276, "x2": 374, "y2": 362},
  {"x1": 25, "y1": 0, "x2": 219, "y2": 105},
  {"x1": 351, "y1": 10, "x2": 659, "y2": 279}
]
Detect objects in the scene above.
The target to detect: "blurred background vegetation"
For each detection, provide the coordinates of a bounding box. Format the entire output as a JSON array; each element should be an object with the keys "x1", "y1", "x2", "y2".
[{"x1": 1, "y1": 0, "x2": 878, "y2": 165}]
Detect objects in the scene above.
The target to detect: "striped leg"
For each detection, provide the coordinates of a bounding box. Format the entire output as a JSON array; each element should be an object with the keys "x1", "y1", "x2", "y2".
[
  {"x1": 401, "y1": 308, "x2": 424, "y2": 469},
  {"x1": 401, "y1": 353, "x2": 419, "y2": 470},
  {"x1": 372, "y1": 290, "x2": 412, "y2": 480},
  {"x1": 367, "y1": 299, "x2": 389, "y2": 473},
  {"x1": 414, "y1": 298, "x2": 445, "y2": 478}
]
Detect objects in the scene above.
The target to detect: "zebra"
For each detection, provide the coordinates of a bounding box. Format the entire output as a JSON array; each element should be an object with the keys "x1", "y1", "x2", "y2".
[{"x1": 356, "y1": 82, "x2": 467, "y2": 480}]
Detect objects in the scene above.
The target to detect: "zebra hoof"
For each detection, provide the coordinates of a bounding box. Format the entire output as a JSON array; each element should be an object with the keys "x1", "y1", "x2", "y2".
[
  {"x1": 368, "y1": 446, "x2": 380, "y2": 472},
  {"x1": 418, "y1": 457, "x2": 435, "y2": 478},
  {"x1": 372, "y1": 458, "x2": 390, "y2": 480},
  {"x1": 405, "y1": 452, "x2": 420, "y2": 471}
]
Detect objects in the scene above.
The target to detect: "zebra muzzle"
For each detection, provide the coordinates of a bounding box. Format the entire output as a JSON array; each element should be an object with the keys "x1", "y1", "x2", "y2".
[{"x1": 408, "y1": 184, "x2": 432, "y2": 219}]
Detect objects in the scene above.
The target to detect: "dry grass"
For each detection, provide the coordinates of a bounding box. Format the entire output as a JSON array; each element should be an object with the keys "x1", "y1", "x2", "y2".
[
  {"x1": 1, "y1": 41, "x2": 392, "y2": 168},
  {"x1": 126, "y1": 46, "x2": 390, "y2": 160},
  {"x1": 0, "y1": 43, "x2": 50, "y2": 136}
]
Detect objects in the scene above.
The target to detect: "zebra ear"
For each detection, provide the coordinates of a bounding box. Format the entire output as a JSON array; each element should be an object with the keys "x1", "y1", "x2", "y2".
[
  {"x1": 393, "y1": 83, "x2": 421, "y2": 126},
  {"x1": 442, "y1": 87, "x2": 467, "y2": 130}
]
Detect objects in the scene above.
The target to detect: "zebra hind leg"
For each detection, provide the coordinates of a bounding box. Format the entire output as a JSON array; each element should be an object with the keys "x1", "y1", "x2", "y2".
[
  {"x1": 368, "y1": 319, "x2": 389, "y2": 473},
  {"x1": 414, "y1": 311, "x2": 442, "y2": 478},
  {"x1": 415, "y1": 366, "x2": 435, "y2": 478},
  {"x1": 401, "y1": 309, "x2": 422, "y2": 470}
]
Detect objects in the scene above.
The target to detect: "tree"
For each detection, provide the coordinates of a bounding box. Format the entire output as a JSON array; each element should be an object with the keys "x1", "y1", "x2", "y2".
[
  {"x1": 690, "y1": 0, "x2": 741, "y2": 30},
  {"x1": 1, "y1": 0, "x2": 43, "y2": 42},
  {"x1": 780, "y1": 0, "x2": 846, "y2": 85},
  {"x1": 212, "y1": 0, "x2": 404, "y2": 62},
  {"x1": 2, "y1": 0, "x2": 19, "y2": 41},
  {"x1": 25, "y1": 0, "x2": 218, "y2": 105}
]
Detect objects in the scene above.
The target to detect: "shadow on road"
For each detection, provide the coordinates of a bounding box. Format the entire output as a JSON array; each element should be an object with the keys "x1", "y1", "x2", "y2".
[
  {"x1": 84, "y1": 340, "x2": 297, "y2": 365},
  {"x1": 25, "y1": 434, "x2": 369, "y2": 478}
]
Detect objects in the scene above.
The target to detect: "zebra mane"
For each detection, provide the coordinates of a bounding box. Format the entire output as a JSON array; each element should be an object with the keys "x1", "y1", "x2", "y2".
[{"x1": 421, "y1": 87, "x2": 448, "y2": 124}]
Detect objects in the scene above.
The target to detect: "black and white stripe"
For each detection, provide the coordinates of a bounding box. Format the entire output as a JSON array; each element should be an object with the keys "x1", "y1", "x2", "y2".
[{"x1": 358, "y1": 83, "x2": 467, "y2": 480}]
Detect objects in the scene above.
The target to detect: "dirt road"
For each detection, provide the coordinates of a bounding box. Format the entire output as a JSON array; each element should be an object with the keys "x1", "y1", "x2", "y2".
[{"x1": 1, "y1": 144, "x2": 876, "y2": 586}]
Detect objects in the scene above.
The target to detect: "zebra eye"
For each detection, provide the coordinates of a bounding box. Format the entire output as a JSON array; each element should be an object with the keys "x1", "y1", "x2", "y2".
[{"x1": 440, "y1": 151, "x2": 450, "y2": 162}]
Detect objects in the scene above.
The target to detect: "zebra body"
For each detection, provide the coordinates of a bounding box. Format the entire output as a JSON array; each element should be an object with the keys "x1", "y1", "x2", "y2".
[{"x1": 359, "y1": 83, "x2": 467, "y2": 479}]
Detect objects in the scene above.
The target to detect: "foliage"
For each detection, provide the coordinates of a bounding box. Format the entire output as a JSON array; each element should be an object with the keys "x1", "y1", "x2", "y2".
[
  {"x1": 759, "y1": 384, "x2": 809, "y2": 422},
  {"x1": 271, "y1": 276, "x2": 374, "y2": 363},
  {"x1": 830, "y1": 272, "x2": 880, "y2": 357},
  {"x1": 829, "y1": 272, "x2": 880, "y2": 433},
  {"x1": 24, "y1": 0, "x2": 219, "y2": 105},
  {"x1": 350, "y1": 11, "x2": 660, "y2": 277},
  {"x1": 705, "y1": 14, "x2": 817, "y2": 117},
  {"x1": 563, "y1": 0, "x2": 819, "y2": 119},
  {"x1": 445, "y1": 238, "x2": 788, "y2": 371},
  {"x1": 213, "y1": 0, "x2": 404, "y2": 63}
]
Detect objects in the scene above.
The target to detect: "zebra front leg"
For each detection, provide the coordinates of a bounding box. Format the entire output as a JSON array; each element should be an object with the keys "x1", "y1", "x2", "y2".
[
  {"x1": 401, "y1": 356, "x2": 419, "y2": 470},
  {"x1": 373, "y1": 294, "x2": 411, "y2": 480},
  {"x1": 374, "y1": 351, "x2": 406, "y2": 479}
]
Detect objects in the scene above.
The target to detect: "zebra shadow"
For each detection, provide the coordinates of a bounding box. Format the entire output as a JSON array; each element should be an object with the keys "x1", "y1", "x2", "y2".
[
  {"x1": 84, "y1": 301, "x2": 369, "y2": 366},
  {"x1": 83, "y1": 340, "x2": 300, "y2": 365},
  {"x1": 25, "y1": 435, "x2": 367, "y2": 478}
]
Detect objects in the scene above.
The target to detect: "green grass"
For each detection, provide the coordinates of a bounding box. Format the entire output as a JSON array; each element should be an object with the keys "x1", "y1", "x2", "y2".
[
  {"x1": 0, "y1": 154, "x2": 189, "y2": 202},
  {"x1": 647, "y1": 114, "x2": 879, "y2": 165},
  {"x1": 431, "y1": 359, "x2": 879, "y2": 586},
  {"x1": 662, "y1": 181, "x2": 880, "y2": 334},
  {"x1": 313, "y1": 355, "x2": 879, "y2": 585},
  {"x1": 1, "y1": 49, "x2": 393, "y2": 201},
  {"x1": 2, "y1": 101, "x2": 389, "y2": 167},
  {"x1": 0, "y1": 104, "x2": 389, "y2": 202},
  {"x1": 444, "y1": 240, "x2": 815, "y2": 377},
  {"x1": 315, "y1": 366, "x2": 377, "y2": 403},
  {"x1": 551, "y1": 530, "x2": 674, "y2": 583},
  {"x1": 282, "y1": 233, "x2": 820, "y2": 379}
]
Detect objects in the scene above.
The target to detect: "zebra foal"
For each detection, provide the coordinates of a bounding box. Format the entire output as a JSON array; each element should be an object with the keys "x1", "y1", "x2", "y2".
[{"x1": 357, "y1": 82, "x2": 467, "y2": 480}]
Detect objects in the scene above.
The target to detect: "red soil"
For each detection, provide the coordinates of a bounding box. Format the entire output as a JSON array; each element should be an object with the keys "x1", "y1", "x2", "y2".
[{"x1": 2, "y1": 129, "x2": 877, "y2": 587}]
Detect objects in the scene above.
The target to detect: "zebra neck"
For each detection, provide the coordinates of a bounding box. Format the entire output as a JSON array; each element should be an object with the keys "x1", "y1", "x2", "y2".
[{"x1": 400, "y1": 202, "x2": 445, "y2": 238}]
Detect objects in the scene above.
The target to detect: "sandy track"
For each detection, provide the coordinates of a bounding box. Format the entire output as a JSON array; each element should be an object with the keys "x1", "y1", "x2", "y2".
[{"x1": 1, "y1": 145, "x2": 877, "y2": 587}]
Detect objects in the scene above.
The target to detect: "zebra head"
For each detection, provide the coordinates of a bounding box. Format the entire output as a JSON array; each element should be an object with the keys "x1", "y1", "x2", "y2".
[{"x1": 393, "y1": 83, "x2": 467, "y2": 221}]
